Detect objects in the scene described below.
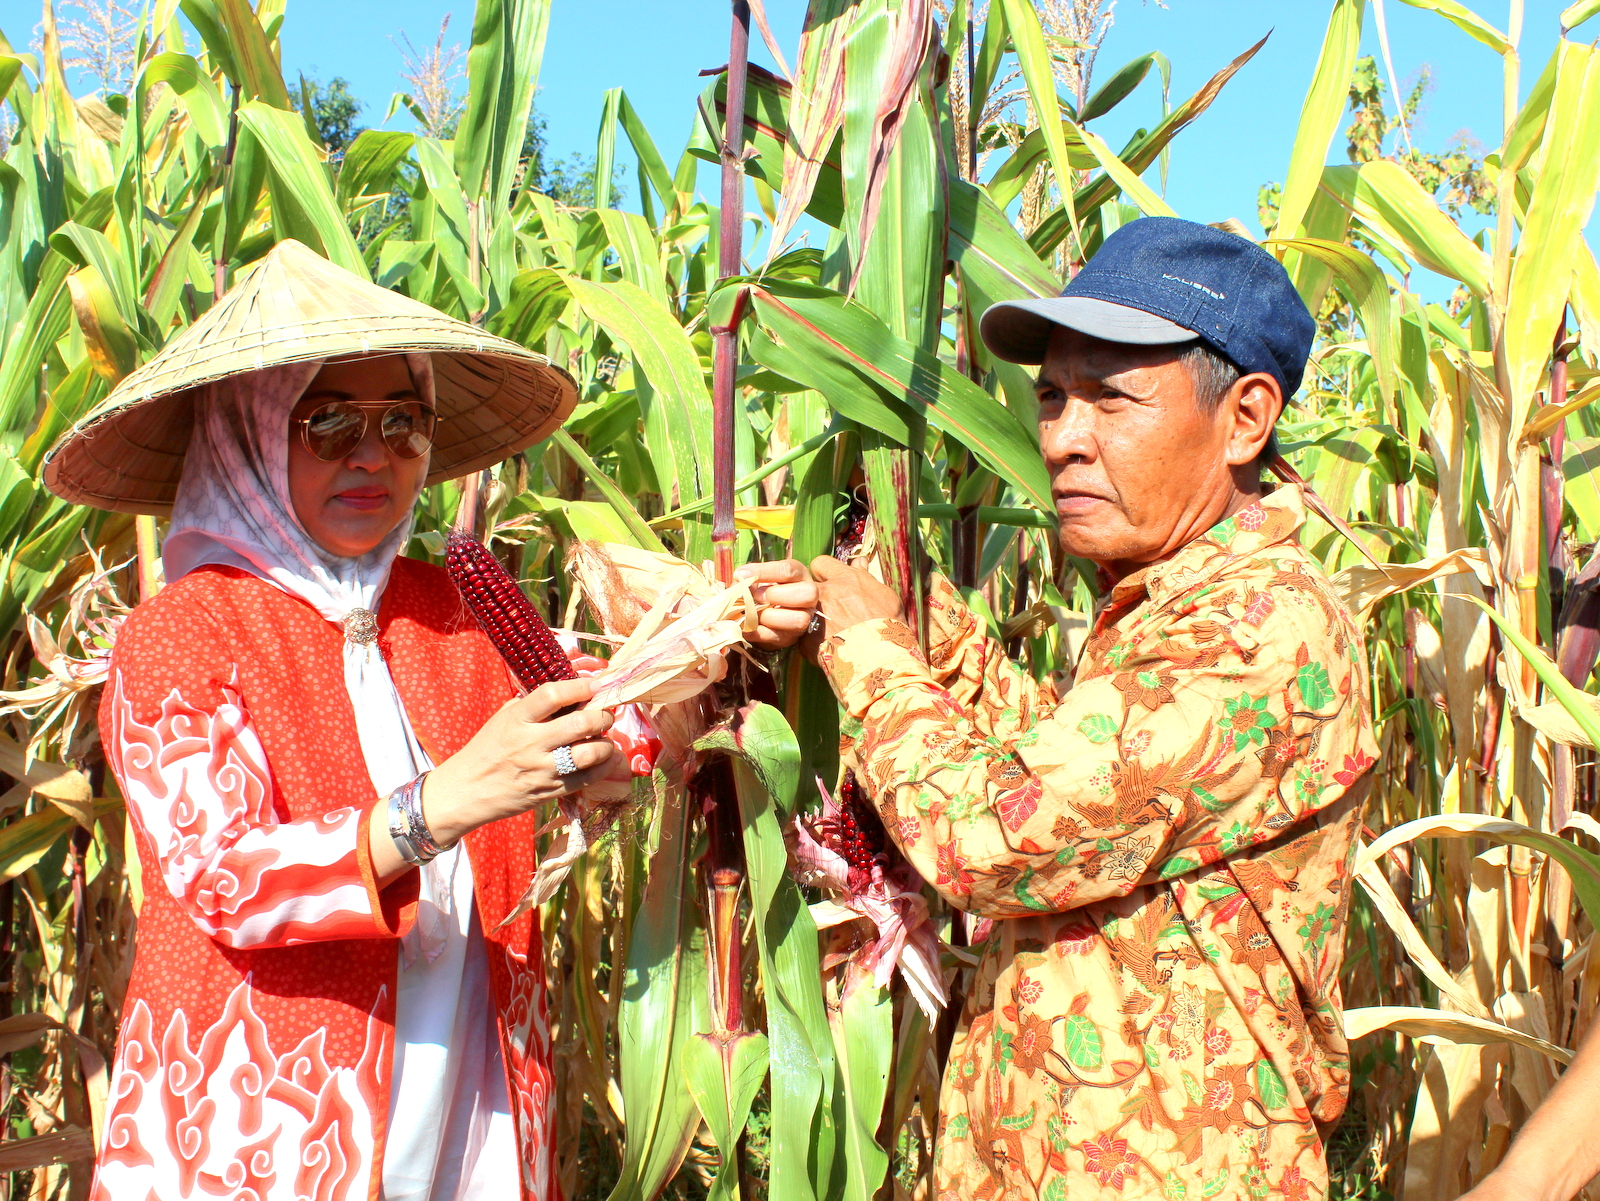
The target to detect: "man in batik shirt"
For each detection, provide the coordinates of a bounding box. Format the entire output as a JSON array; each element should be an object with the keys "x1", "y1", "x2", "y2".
[{"x1": 746, "y1": 217, "x2": 1378, "y2": 1200}]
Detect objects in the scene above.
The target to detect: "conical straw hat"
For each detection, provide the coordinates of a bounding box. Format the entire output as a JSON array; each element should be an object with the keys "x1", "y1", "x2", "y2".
[{"x1": 43, "y1": 239, "x2": 579, "y2": 515}]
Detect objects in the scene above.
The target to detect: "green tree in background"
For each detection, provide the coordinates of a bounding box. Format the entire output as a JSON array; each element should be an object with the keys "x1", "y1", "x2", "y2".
[{"x1": 295, "y1": 75, "x2": 365, "y2": 156}]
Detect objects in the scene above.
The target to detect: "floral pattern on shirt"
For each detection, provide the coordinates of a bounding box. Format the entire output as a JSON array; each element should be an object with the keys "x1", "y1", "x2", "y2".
[{"x1": 818, "y1": 485, "x2": 1378, "y2": 1201}]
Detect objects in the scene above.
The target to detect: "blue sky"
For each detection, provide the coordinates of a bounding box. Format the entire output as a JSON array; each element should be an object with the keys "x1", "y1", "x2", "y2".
[
  {"x1": 274, "y1": 0, "x2": 1565, "y2": 234},
  {"x1": 0, "y1": 0, "x2": 1581, "y2": 257}
]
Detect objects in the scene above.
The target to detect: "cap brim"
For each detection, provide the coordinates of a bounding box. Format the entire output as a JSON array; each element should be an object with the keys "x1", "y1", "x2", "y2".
[{"x1": 980, "y1": 296, "x2": 1198, "y2": 365}]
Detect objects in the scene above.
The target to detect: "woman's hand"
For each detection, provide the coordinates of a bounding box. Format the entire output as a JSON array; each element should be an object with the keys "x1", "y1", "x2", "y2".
[
  {"x1": 421, "y1": 677, "x2": 618, "y2": 846},
  {"x1": 736, "y1": 559, "x2": 820, "y2": 649}
]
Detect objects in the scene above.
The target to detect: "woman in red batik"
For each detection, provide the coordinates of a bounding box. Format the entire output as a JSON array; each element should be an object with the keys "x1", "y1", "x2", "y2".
[{"x1": 42, "y1": 240, "x2": 622, "y2": 1201}]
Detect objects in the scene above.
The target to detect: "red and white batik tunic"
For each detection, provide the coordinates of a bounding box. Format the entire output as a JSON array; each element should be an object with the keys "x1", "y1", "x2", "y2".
[{"x1": 92, "y1": 558, "x2": 556, "y2": 1201}]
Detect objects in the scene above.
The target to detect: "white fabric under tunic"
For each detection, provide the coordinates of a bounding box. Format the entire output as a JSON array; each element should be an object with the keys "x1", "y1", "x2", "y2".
[{"x1": 384, "y1": 848, "x2": 517, "y2": 1201}]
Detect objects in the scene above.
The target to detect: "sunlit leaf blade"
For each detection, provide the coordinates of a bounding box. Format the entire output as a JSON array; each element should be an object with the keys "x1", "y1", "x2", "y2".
[
  {"x1": 1346, "y1": 1006, "x2": 1573, "y2": 1064},
  {"x1": 1273, "y1": 0, "x2": 1363, "y2": 241},
  {"x1": 995, "y1": 0, "x2": 1078, "y2": 240},
  {"x1": 1394, "y1": 0, "x2": 1510, "y2": 54},
  {"x1": 1563, "y1": 0, "x2": 1600, "y2": 32},
  {"x1": 608, "y1": 789, "x2": 708, "y2": 1201},
  {"x1": 1504, "y1": 42, "x2": 1600, "y2": 423},
  {"x1": 235, "y1": 103, "x2": 366, "y2": 277},
  {"x1": 455, "y1": 0, "x2": 549, "y2": 205}
]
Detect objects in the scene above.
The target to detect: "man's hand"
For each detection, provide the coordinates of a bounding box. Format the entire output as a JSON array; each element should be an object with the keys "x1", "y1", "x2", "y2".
[
  {"x1": 736, "y1": 559, "x2": 820, "y2": 650},
  {"x1": 735, "y1": 556, "x2": 905, "y2": 654},
  {"x1": 810, "y1": 556, "x2": 903, "y2": 637}
]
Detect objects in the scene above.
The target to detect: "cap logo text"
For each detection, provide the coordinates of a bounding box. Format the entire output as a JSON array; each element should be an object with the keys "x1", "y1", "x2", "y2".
[{"x1": 1162, "y1": 274, "x2": 1225, "y2": 301}]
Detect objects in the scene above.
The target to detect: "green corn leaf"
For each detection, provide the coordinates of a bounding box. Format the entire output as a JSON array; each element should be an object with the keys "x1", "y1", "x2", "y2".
[
  {"x1": 1345, "y1": 160, "x2": 1493, "y2": 297},
  {"x1": 235, "y1": 103, "x2": 366, "y2": 277},
  {"x1": 970, "y1": 2, "x2": 1008, "y2": 135},
  {"x1": 176, "y1": 0, "x2": 241, "y2": 98},
  {"x1": 1274, "y1": 0, "x2": 1363, "y2": 240},
  {"x1": 948, "y1": 179, "x2": 1060, "y2": 309},
  {"x1": 208, "y1": 0, "x2": 290, "y2": 108},
  {"x1": 65, "y1": 266, "x2": 139, "y2": 383},
  {"x1": 996, "y1": 0, "x2": 1078, "y2": 240},
  {"x1": 412, "y1": 136, "x2": 487, "y2": 314},
  {"x1": 613, "y1": 91, "x2": 676, "y2": 219},
  {"x1": 0, "y1": 56, "x2": 20, "y2": 109},
  {"x1": 455, "y1": 0, "x2": 548, "y2": 205},
  {"x1": 1073, "y1": 123, "x2": 1177, "y2": 217},
  {"x1": 549, "y1": 430, "x2": 666, "y2": 552},
  {"x1": 1080, "y1": 52, "x2": 1156, "y2": 121},
  {"x1": 594, "y1": 88, "x2": 621, "y2": 212},
  {"x1": 0, "y1": 807, "x2": 77, "y2": 884},
  {"x1": 829, "y1": 975, "x2": 892, "y2": 1201},
  {"x1": 745, "y1": 283, "x2": 1053, "y2": 512},
  {"x1": 18, "y1": 359, "x2": 102, "y2": 476},
  {"x1": 1394, "y1": 0, "x2": 1510, "y2": 53},
  {"x1": 336, "y1": 130, "x2": 415, "y2": 210},
  {"x1": 698, "y1": 704, "x2": 839, "y2": 1201},
  {"x1": 683, "y1": 1030, "x2": 770, "y2": 1201},
  {"x1": 141, "y1": 52, "x2": 226, "y2": 145},
  {"x1": 1503, "y1": 46, "x2": 1560, "y2": 179},
  {"x1": 607, "y1": 787, "x2": 708, "y2": 1201},
  {"x1": 565, "y1": 278, "x2": 714, "y2": 532},
  {"x1": 1028, "y1": 33, "x2": 1267, "y2": 256},
  {"x1": 1464, "y1": 595, "x2": 1600, "y2": 753},
  {"x1": 143, "y1": 191, "x2": 211, "y2": 331},
  {"x1": 49, "y1": 222, "x2": 140, "y2": 327},
  {"x1": 1505, "y1": 41, "x2": 1600, "y2": 424},
  {"x1": 598, "y1": 210, "x2": 669, "y2": 306},
  {"x1": 0, "y1": 252, "x2": 72, "y2": 433},
  {"x1": 984, "y1": 121, "x2": 1101, "y2": 211},
  {"x1": 488, "y1": 267, "x2": 570, "y2": 349},
  {"x1": 1564, "y1": 0, "x2": 1600, "y2": 32},
  {"x1": 1268, "y1": 237, "x2": 1398, "y2": 407}
]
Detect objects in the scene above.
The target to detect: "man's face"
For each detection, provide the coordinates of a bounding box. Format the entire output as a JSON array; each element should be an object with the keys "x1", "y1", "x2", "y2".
[{"x1": 1035, "y1": 327, "x2": 1244, "y2": 578}]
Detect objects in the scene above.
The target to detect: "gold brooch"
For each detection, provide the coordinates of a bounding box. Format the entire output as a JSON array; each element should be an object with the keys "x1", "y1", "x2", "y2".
[{"x1": 344, "y1": 608, "x2": 379, "y2": 646}]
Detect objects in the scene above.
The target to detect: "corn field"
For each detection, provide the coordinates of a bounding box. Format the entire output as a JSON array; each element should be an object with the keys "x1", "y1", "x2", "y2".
[{"x1": 1, "y1": 0, "x2": 1600, "y2": 1197}]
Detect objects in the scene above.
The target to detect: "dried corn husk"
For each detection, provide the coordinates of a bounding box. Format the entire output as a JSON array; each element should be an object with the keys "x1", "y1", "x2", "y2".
[{"x1": 500, "y1": 543, "x2": 763, "y2": 926}]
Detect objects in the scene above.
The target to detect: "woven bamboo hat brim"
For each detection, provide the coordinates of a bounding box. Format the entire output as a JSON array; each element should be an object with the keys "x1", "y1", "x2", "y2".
[{"x1": 42, "y1": 239, "x2": 579, "y2": 515}]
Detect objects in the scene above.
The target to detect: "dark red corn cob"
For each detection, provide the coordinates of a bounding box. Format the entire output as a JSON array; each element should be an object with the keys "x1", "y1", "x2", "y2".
[
  {"x1": 834, "y1": 490, "x2": 869, "y2": 560},
  {"x1": 445, "y1": 531, "x2": 576, "y2": 692},
  {"x1": 834, "y1": 770, "x2": 887, "y2": 872}
]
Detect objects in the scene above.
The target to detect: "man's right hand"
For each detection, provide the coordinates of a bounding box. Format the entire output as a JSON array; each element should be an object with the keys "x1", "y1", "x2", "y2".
[{"x1": 735, "y1": 559, "x2": 820, "y2": 650}]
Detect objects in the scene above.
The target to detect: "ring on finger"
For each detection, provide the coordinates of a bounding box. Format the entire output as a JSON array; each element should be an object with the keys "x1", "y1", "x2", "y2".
[
  {"x1": 552, "y1": 744, "x2": 579, "y2": 777},
  {"x1": 807, "y1": 611, "x2": 824, "y2": 636}
]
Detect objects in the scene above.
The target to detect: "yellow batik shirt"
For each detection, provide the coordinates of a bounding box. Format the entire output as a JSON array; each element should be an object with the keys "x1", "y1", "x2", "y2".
[{"x1": 817, "y1": 484, "x2": 1379, "y2": 1201}]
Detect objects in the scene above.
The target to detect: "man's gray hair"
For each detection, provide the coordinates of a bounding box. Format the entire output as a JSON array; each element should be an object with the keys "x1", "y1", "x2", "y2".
[{"x1": 1179, "y1": 341, "x2": 1279, "y2": 462}]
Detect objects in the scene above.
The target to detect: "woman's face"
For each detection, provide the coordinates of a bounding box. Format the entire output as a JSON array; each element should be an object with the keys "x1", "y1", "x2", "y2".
[{"x1": 286, "y1": 357, "x2": 432, "y2": 558}]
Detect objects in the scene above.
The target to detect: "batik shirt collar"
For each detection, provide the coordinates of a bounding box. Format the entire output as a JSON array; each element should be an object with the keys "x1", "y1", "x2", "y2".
[{"x1": 1103, "y1": 483, "x2": 1308, "y2": 618}]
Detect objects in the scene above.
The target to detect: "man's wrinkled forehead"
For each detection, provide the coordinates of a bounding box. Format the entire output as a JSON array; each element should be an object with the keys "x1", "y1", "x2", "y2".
[{"x1": 1035, "y1": 326, "x2": 1193, "y2": 388}]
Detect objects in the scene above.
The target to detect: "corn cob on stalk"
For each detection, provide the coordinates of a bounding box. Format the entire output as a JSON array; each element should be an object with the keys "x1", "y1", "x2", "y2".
[{"x1": 445, "y1": 530, "x2": 575, "y2": 692}]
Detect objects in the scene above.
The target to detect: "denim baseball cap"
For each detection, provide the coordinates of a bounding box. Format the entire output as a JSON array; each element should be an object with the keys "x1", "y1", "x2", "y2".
[{"x1": 980, "y1": 216, "x2": 1316, "y2": 398}]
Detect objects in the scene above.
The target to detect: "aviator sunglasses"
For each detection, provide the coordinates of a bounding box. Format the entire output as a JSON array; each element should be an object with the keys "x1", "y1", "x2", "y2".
[{"x1": 292, "y1": 400, "x2": 438, "y2": 462}]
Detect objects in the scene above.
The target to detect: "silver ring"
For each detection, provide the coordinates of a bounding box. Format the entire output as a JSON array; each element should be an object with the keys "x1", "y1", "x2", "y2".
[
  {"x1": 552, "y1": 744, "x2": 578, "y2": 777},
  {"x1": 807, "y1": 611, "x2": 824, "y2": 636}
]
